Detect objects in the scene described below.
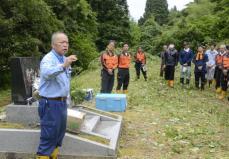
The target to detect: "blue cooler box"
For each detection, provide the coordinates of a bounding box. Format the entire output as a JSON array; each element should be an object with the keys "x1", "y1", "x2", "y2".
[{"x1": 95, "y1": 94, "x2": 127, "y2": 112}]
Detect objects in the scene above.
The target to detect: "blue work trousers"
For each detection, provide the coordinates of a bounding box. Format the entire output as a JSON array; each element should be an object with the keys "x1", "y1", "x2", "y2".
[{"x1": 37, "y1": 98, "x2": 67, "y2": 156}]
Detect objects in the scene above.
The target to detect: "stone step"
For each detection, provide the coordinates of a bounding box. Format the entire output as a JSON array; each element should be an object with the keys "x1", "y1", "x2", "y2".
[
  {"x1": 93, "y1": 121, "x2": 121, "y2": 139},
  {"x1": 81, "y1": 115, "x2": 101, "y2": 132},
  {"x1": 80, "y1": 130, "x2": 110, "y2": 140}
]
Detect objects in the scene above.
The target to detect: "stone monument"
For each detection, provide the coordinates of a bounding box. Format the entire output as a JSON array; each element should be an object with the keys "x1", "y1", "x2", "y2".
[{"x1": 10, "y1": 57, "x2": 39, "y2": 105}]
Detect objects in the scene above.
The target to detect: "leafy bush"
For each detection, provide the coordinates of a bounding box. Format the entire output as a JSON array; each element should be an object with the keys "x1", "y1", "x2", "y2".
[{"x1": 71, "y1": 89, "x2": 86, "y2": 105}]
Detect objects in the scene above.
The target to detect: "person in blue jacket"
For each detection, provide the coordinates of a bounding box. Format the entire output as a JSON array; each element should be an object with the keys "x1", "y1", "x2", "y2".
[
  {"x1": 192, "y1": 46, "x2": 209, "y2": 90},
  {"x1": 37, "y1": 32, "x2": 77, "y2": 159},
  {"x1": 179, "y1": 42, "x2": 194, "y2": 87}
]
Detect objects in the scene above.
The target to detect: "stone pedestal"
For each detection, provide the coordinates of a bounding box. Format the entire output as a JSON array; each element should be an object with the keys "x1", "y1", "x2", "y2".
[{"x1": 6, "y1": 103, "x2": 39, "y2": 126}]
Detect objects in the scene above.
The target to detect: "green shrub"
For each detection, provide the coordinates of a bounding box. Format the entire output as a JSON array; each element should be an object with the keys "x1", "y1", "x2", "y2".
[{"x1": 71, "y1": 89, "x2": 86, "y2": 105}]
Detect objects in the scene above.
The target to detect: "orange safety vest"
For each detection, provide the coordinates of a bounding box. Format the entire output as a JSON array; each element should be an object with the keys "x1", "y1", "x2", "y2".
[
  {"x1": 223, "y1": 55, "x2": 229, "y2": 69},
  {"x1": 118, "y1": 53, "x2": 131, "y2": 68},
  {"x1": 216, "y1": 54, "x2": 224, "y2": 66},
  {"x1": 101, "y1": 52, "x2": 118, "y2": 69},
  {"x1": 135, "y1": 52, "x2": 146, "y2": 64}
]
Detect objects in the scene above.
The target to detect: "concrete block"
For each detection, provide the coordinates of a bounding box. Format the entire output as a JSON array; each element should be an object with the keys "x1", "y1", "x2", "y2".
[
  {"x1": 6, "y1": 103, "x2": 39, "y2": 125},
  {"x1": 0, "y1": 129, "x2": 116, "y2": 157},
  {"x1": 67, "y1": 109, "x2": 86, "y2": 134}
]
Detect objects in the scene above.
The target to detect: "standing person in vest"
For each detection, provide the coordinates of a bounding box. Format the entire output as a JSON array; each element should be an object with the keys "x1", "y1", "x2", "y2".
[
  {"x1": 116, "y1": 43, "x2": 131, "y2": 94},
  {"x1": 215, "y1": 45, "x2": 227, "y2": 93},
  {"x1": 100, "y1": 40, "x2": 118, "y2": 93},
  {"x1": 164, "y1": 44, "x2": 179, "y2": 87},
  {"x1": 160, "y1": 45, "x2": 167, "y2": 77},
  {"x1": 205, "y1": 44, "x2": 218, "y2": 87},
  {"x1": 218, "y1": 45, "x2": 229, "y2": 99},
  {"x1": 179, "y1": 42, "x2": 194, "y2": 87},
  {"x1": 37, "y1": 32, "x2": 77, "y2": 159},
  {"x1": 192, "y1": 46, "x2": 208, "y2": 90},
  {"x1": 134, "y1": 47, "x2": 147, "y2": 81}
]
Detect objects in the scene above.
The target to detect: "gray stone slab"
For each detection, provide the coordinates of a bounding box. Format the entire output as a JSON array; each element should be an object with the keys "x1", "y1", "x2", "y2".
[
  {"x1": 0, "y1": 152, "x2": 116, "y2": 159},
  {"x1": 77, "y1": 106, "x2": 122, "y2": 121},
  {"x1": 81, "y1": 115, "x2": 101, "y2": 132},
  {"x1": 93, "y1": 121, "x2": 122, "y2": 151},
  {"x1": 6, "y1": 103, "x2": 39, "y2": 125},
  {"x1": 2, "y1": 105, "x2": 122, "y2": 158},
  {"x1": 0, "y1": 129, "x2": 116, "y2": 157}
]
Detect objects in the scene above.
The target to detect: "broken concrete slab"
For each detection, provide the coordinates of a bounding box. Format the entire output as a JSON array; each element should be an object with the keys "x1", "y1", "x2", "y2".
[
  {"x1": 0, "y1": 129, "x2": 116, "y2": 157},
  {"x1": 2, "y1": 105, "x2": 122, "y2": 159}
]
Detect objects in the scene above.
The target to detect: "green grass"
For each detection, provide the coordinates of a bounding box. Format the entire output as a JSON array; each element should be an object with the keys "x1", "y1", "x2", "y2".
[
  {"x1": 0, "y1": 89, "x2": 10, "y2": 107},
  {"x1": 0, "y1": 89, "x2": 10, "y2": 115},
  {"x1": 0, "y1": 122, "x2": 25, "y2": 129},
  {"x1": 71, "y1": 55, "x2": 229, "y2": 159}
]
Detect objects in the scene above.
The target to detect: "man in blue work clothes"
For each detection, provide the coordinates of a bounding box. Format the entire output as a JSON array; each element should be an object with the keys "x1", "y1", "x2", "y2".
[{"x1": 37, "y1": 32, "x2": 77, "y2": 159}]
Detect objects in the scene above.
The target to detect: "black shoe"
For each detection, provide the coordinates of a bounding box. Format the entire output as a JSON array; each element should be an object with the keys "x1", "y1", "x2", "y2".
[
  {"x1": 180, "y1": 78, "x2": 184, "y2": 85},
  {"x1": 195, "y1": 82, "x2": 199, "y2": 89},
  {"x1": 186, "y1": 79, "x2": 190, "y2": 85},
  {"x1": 201, "y1": 84, "x2": 205, "y2": 90},
  {"x1": 208, "y1": 80, "x2": 212, "y2": 88}
]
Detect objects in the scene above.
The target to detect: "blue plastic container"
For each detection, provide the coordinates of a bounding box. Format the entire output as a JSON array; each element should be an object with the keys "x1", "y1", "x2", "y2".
[{"x1": 95, "y1": 94, "x2": 127, "y2": 112}]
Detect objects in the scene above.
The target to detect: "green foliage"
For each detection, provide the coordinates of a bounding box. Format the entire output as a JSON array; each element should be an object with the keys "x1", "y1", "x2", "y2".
[
  {"x1": 212, "y1": 0, "x2": 229, "y2": 41},
  {"x1": 0, "y1": 0, "x2": 100, "y2": 88},
  {"x1": 139, "y1": 16, "x2": 162, "y2": 54},
  {"x1": 69, "y1": 33, "x2": 98, "y2": 70},
  {"x1": 139, "y1": 0, "x2": 169, "y2": 25},
  {"x1": 87, "y1": 0, "x2": 131, "y2": 50},
  {"x1": 44, "y1": 0, "x2": 98, "y2": 39},
  {"x1": 0, "y1": 0, "x2": 63, "y2": 66},
  {"x1": 44, "y1": 0, "x2": 98, "y2": 70},
  {"x1": 140, "y1": 0, "x2": 228, "y2": 54},
  {"x1": 70, "y1": 89, "x2": 85, "y2": 105},
  {"x1": 129, "y1": 19, "x2": 141, "y2": 47},
  {"x1": 0, "y1": 0, "x2": 63, "y2": 88}
]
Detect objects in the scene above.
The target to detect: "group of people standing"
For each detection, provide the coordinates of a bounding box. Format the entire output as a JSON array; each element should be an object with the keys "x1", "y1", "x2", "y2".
[
  {"x1": 160, "y1": 42, "x2": 229, "y2": 100},
  {"x1": 100, "y1": 41, "x2": 147, "y2": 94},
  {"x1": 36, "y1": 32, "x2": 228, "y2": 159}
]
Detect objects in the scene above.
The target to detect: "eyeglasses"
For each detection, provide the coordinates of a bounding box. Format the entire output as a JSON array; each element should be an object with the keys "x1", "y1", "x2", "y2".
[{"x1": 57, "y1": 41, "x2": 69, "y2": 45}]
